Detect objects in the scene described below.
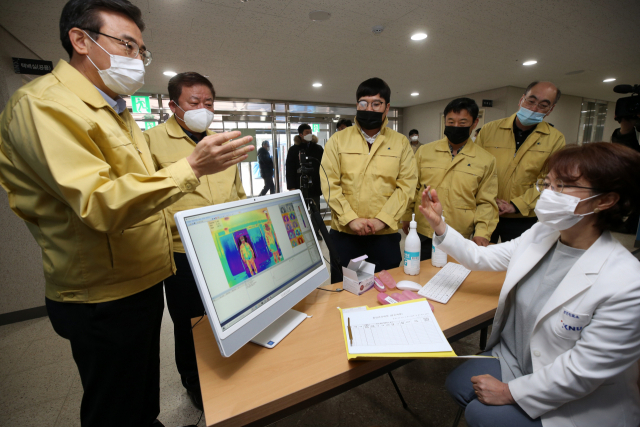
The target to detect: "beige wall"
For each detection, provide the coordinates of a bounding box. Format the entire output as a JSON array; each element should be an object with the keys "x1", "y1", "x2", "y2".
[
  {"x1": 0, "y1": 25, "x2": 47, "y2": 315},
  {"x1": 403, "y1": 85, "x2": 585, "y2": 146}
]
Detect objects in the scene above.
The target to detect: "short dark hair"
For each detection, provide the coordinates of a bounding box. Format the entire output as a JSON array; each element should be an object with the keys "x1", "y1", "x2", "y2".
[
  {"x1": 545, "y1": 142, "x2": 640, "y2": 231},
  {"x1": 168, "y1": 72, "x2": 215, "y2": 103},
  {"x1": 336, "y1": 119, "x2": 352, "y2": 130},
  {"x1": 60, "y1": 0, "x2": 145, "y2": 58},
  {"x1": 409, "y1": 129, "x2": 419, "y2": 136},
  {"x1": 524, "y1": 81, "x2": 562, "y2": 105},
  {"x1": 356, "y1": 77, "x2": 391, "y2": 104},
  {"x1": 298, "y1": 124, "x2": 311, "y2": 134},
  {"x1": 444, "y1": 98, "x2": 479, "y2": 121}
]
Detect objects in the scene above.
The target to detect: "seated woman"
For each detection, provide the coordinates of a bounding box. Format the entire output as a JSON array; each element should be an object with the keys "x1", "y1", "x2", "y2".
[{"x1": 418, "y1": 142, "x2": 640, "y2": 427}]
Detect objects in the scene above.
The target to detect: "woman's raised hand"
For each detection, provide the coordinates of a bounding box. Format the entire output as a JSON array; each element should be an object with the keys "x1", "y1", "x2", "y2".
[{"x1": 418, "y1": 186, "x2": 446, "y2": 236}]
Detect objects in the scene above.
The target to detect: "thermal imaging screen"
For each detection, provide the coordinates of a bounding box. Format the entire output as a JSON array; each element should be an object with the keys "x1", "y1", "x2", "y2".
[{"x1": 183, "y1": 195, "x2": 323, "y2": 331}]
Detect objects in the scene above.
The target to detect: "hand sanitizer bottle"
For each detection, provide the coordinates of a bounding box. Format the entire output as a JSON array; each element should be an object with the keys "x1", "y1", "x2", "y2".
[
  {"x1": 431, "y1": 214, "x2": 448, "y2": 268},
  {"x1": 404, "y1": 213, "x2": 421, "y2": 275}
]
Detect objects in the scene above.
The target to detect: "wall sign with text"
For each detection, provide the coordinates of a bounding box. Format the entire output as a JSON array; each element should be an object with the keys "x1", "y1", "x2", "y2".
[{"x1": 12, "y1": 58, "x2": 54, "y2": 75}]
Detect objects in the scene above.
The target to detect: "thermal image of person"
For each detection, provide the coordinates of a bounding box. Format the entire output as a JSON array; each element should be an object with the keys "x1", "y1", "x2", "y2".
[
  {"x1": 264, "y1": 225, "x2": 281, "y2": 264},
  {"x1": 239, "y1": 236, "x2": 258, "y2": 276}
]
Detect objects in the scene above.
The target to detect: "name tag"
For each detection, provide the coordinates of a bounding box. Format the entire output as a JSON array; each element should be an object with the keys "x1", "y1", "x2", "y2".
[{"x1": 555, "y1": 307, "x2": 591, "y2": 340}]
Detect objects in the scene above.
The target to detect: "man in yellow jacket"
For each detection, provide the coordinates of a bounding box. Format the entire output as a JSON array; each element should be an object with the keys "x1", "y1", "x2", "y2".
[
  {"x1": 476, "y1": 81, "x2": 565, "y2": 243},
  {"x1": 321, "y1": 78, "x2": 418, "y2": 283},
  {"x1": 403, "y1": 98, "x2": 498, "y2": 259},
  {"x1": 0, "y1": 2, "x2": 253, "y2": 426},
  {"x1": 144, "y1": 72, "x2": 246, "y2": 411}
]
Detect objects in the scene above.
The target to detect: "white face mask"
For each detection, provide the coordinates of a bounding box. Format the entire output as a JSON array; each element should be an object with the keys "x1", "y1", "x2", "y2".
[
  {"x1": 175, "y1": 104, "x2": 214, "y2": 133},
  {"x1": 534, "y1": 190, "x2": 601, "y2": 231},
  {"x1": 84, "y1": 31, "x2": 145, "y2": 96},
  {"x1": 410, "y1": 135, "x2": 419, "y2": 142},
  {"x1": 303, "y1": 134, "x2": 313, "y2": 142}
]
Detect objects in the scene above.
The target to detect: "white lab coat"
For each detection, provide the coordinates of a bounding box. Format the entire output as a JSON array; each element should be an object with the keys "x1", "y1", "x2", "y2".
[{"x1": 437, "y1": 222, "x2": 640, "y2": 427}]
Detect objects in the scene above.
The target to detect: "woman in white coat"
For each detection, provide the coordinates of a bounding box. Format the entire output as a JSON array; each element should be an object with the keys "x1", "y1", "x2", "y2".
[{"x1": 421, "y1": 142, "x2": 640, "y2": 427}]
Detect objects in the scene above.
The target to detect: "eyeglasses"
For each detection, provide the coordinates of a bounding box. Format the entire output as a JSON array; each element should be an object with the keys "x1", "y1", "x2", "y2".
[
  {"x1": 535, "y1": 178, "x2": 601, "y2": 194},
  {"x1": 83, "y1": 29, "x2": 152, "y2": 66},
  {"x1": 522, "y1": 96, "x2": 552, "y2": 112},
  {"x1": 357, "y1": 100, "x2": 385, "y2": 110}
]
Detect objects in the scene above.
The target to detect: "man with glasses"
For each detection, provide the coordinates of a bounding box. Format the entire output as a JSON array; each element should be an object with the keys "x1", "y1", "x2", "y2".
[
  {"x1": 476, "y1": 81, "x2": 565, "y2": 243},
  {"x1": 321, "y1": 78, "x2": 417, "y2": 283},
  {"x1": 144, "y1": 72, "x2": 246, "y2": 411},
  {"x1": 0, "y1": 1, "x2": 253, "y2": 426}
]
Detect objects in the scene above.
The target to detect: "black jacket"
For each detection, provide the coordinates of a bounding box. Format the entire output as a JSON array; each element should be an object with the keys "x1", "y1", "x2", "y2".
[
  {"x1": 286, "y1": 135, "x2": 324, "y2": 197},
  {"x1": 257, "y1": 147, "x2": 274, "y2": 177}
]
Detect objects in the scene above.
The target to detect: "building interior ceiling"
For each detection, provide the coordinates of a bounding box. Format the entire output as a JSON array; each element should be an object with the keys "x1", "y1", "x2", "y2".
[{"x1": 1, "y1": 0, "x2": 639, "y2": 107}]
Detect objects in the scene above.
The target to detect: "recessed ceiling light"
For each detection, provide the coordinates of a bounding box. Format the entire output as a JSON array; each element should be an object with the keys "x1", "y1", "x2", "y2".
[
  {"x1": 411, "y1": 33, "x2": 427, "y2": 41},
  {"x1": 163, "y1": 71, "x2": 177, "y2": 77},
  {"x1": 312, "y1": 83, "x2": 322, "y2": 87},
  {"x1": 309, "y1": 10, "x2": 331, "y2": 21},
  {"x1": 603, "y1": 78, "x2": 616, "y2": 83},
  {"x1": 523, "y1": 60, "x2": 537, "y2": 66},
  {"x1": 411, "y1": 92, "x2": 419, "y2": 96}
]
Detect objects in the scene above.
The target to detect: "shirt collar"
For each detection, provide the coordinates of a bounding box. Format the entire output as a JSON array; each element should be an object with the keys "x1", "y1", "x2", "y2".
[
  {"x1": 360, "y1": 128, "x2": 380, "y2": 145},
  {"x1": 93, "y1": 86, "x2": 127, "y2": 114}
]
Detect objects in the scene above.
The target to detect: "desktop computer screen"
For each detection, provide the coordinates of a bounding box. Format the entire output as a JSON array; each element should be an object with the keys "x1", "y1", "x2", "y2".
[{"x1": 175, "y1": 191, "x2": 328, "y2": 357}]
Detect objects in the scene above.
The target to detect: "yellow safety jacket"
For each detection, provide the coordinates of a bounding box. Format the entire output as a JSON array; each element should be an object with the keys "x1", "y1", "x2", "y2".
[
  {"x1": 475, "y1": 113, "x2": 565, "y2": 217},
  {"x1": 403, "y1": 138, "x2": 498, "y2": 240},
  {"x1": 0, "y1": 60, "x2": 200, "y2": 303},
  {"x1": 321, "y1": 118, "x2": 418, "y2": 235},
  {"x1": 144, "y1": 115, "x2": 246, "y2": 253}
]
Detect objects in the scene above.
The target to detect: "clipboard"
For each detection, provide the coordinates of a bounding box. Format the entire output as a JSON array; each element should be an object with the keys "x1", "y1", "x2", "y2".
[{"x1": 338, "y1": 298, "x2": 458, "y2": 360}]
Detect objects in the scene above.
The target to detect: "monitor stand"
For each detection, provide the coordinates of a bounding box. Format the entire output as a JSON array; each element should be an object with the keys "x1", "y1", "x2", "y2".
[{"x1": 251, "y1": 309, "x2": 308, "y2": 349}]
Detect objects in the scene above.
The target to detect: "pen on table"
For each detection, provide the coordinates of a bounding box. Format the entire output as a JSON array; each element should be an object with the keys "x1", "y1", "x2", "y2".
[{"x1": 348, "y1": 317, "x2": 353, "y2": 346}]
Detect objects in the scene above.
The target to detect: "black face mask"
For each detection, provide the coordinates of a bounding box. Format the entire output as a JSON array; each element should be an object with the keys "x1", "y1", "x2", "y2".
[
  {"x1": 356, "y1": 110, "x2": 384, "y2": 130},
  {"x1": 444, "y1": 126, "x2": 471, "y2": 145}
]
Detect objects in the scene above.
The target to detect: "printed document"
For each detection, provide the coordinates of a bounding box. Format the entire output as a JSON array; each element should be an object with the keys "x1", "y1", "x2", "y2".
[{"x1": 343, "y1": 300, "x2": 453, "y2": 355}]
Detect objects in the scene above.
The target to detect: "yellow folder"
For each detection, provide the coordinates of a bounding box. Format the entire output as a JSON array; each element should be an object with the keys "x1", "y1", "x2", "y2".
[{"x1": 338, "y1": 298, "x2": 458, "y2": 360}]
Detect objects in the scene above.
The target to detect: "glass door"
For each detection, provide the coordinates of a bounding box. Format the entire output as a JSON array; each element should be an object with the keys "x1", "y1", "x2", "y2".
[{"x1": 578, "y1": 99, "x2": 608, "y2": 144}]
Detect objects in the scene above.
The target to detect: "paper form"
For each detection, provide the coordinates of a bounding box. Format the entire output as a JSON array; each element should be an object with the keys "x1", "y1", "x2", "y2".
[{"x1": 343, "y1": 300, "x2": 453, "y2": 355}]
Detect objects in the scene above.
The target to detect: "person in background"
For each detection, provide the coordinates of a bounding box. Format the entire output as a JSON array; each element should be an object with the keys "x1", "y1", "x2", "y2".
[
  {"x1": 0, "y1": 2, "x2": 253, "y2": 426},
  {"x1": 321, "y1": 77, "x2": 417, "y2": 283},
  {"x1": 144, "y1": 71, "x2": 246, "y2": 411},
  {"x1": 611, "y1": 115, "x2": 640, "y2": 153},
  {"x1": 420, "y1": 142, "x2": 640, "y2": 427},
  {"x1": 336, "y1": 118, "x2": 352, "y2": 131},
  {"x1": 611, "y1": 112, "x2": 640, "y2": 233},
  {"x1": 475, "y1": 81, "x2": 565, "y2": 243},
  {"x1": 472, "y1": 127, "x2": 482, "y2": 141},
  {"x1": 258, "y1": 140, "x2": 275, "y2": 195},
  {"x1": 409, "y1": 129, "x2": 421, "y2": 153},
  {"x1": 403, "y1": 98, "x2": 498, "y2": 259},
  {"x1": 286, "y1": 124, "x2": 324, "y2": 239}
]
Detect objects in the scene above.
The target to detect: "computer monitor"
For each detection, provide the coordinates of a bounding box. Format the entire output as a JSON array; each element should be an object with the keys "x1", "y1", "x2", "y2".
[{"x1": 174, "y1": 191, "x2": 328, "y2": 357}]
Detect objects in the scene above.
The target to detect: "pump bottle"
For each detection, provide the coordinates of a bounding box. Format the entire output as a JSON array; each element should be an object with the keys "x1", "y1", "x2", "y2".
[{"x1": 403, "y1": 213, "x2": 421, "y2": 275}]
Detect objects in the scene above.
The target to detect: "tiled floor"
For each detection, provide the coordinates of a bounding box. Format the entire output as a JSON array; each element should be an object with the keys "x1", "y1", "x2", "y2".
[{"x1": 0, "y1": 230, "x2": 636, "y2": 427}]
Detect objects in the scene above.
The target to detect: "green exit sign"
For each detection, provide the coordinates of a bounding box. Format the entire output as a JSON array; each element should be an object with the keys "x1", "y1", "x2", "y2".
[
  {"x1": 131, "y1": 96, "x2": 151, "y2": 113},
  {"x1": 312, "y1": 124, "x2": 320, "y2": 133},
  {"x1": 145, "y1": 121, "x2": 157, "y2": 130}
]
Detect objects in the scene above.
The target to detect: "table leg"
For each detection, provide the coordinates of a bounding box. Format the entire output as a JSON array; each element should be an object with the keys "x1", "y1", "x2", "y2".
[
  {"x1": 479, "y1": 327, "x2": 488, "y2": 350},
  {"x1": 387, "y1": 371, "x2": 408, "y2": 409}
]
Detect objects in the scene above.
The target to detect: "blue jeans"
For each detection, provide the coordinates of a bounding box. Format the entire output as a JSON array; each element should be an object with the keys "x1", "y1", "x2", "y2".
[{"x1": 445, "y1": 353, "x2": 542, "y2": 427}]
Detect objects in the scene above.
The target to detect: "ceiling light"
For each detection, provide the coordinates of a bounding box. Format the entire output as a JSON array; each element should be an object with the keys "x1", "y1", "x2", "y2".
[
  {"x1": 312, "y1": 83, "x2": 322, "y2": 87},
  {"x1": 603, "y1": 78, "x2": 616, "y2": 83},
  {"x1": 411, "y1": 33, "x2": 427, "y2": 41},
  {"x1": 163, "y1": 71, "x2": 177, "y2": 77},
  {"x1": 523, "y1": 60, "x2": 537, "y2": 66},
  {"x1": 309, "y1": 10, "x2": 331, "y2": 21},
  {"x1": 411, "y1": 92, "x2": 419, "y2": 96}
]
